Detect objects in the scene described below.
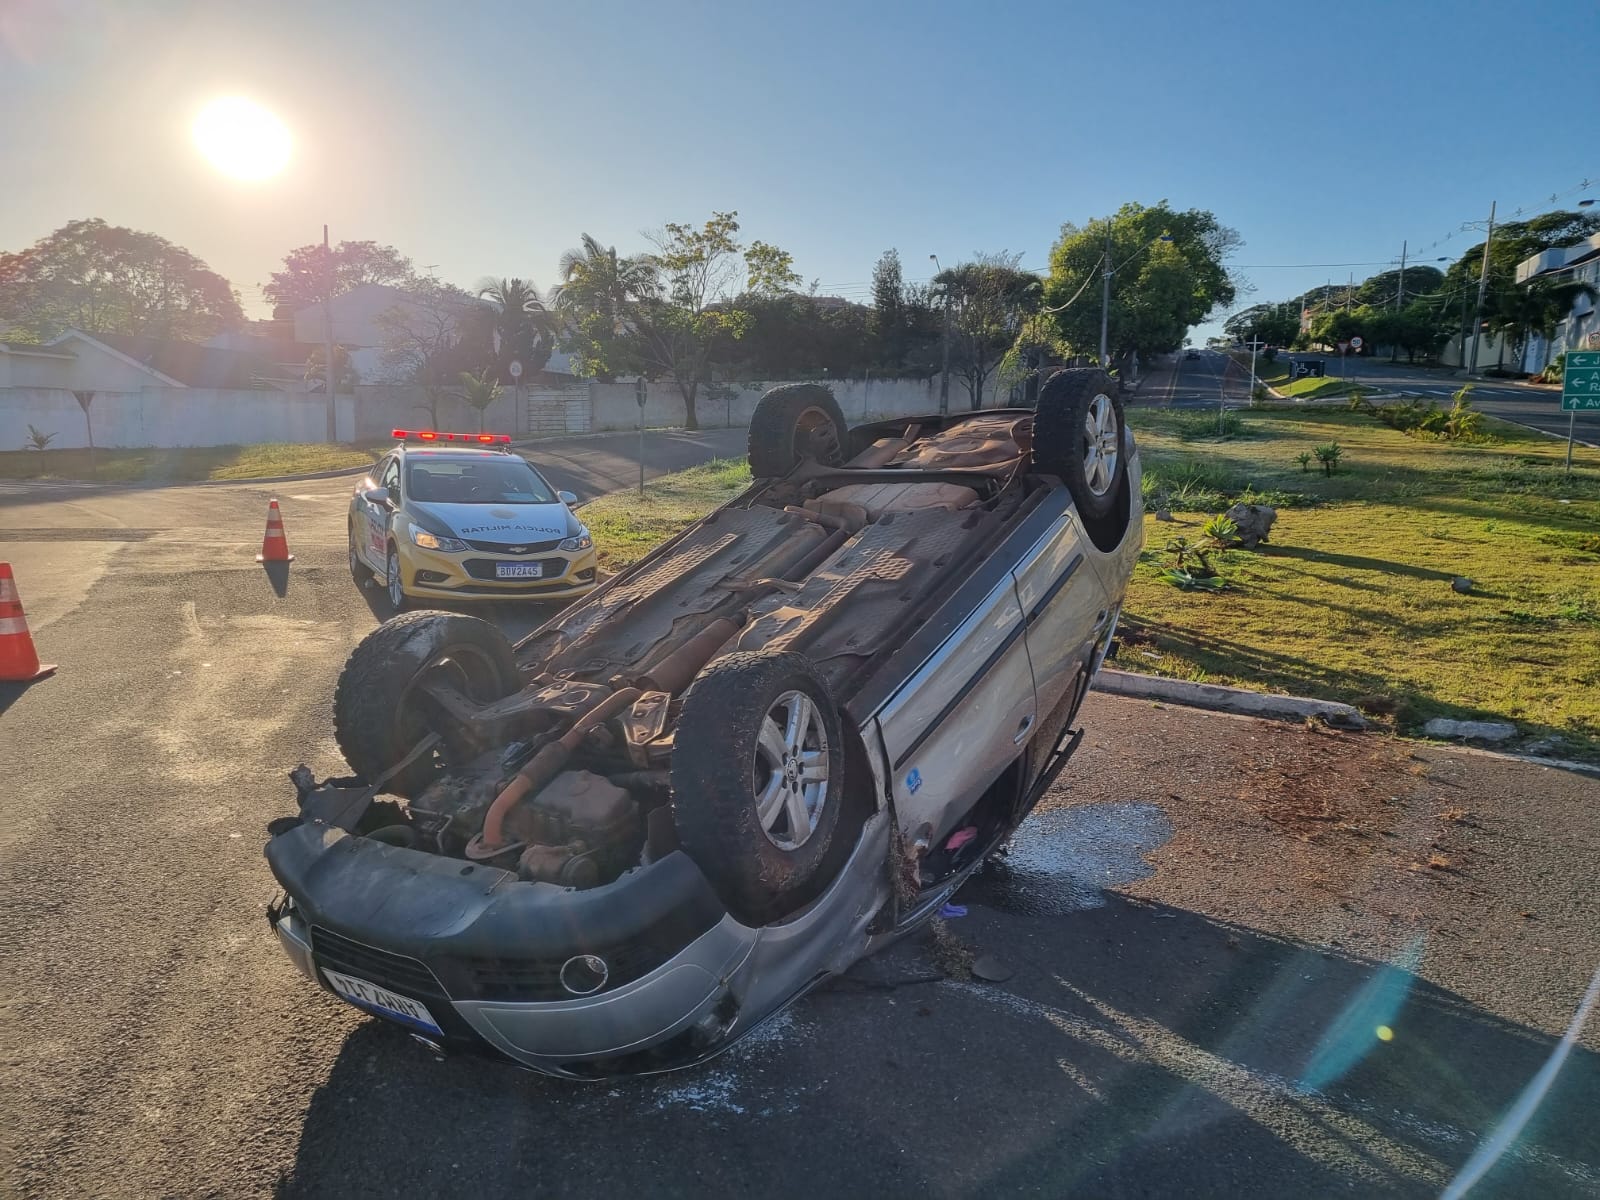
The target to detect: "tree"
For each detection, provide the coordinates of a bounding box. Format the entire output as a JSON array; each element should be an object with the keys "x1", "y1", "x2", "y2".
[
  {"x1": 1044, "y1": 202, "x2": 1239, "y2": 366},
  {"x1": 458, "y1": 368, "x2": 503, "y2": 432},
  {"x1": 931, "y1": 253, "x2": 1042, "y2": 409},
  {"x1": 263, "y1": 240, "x2": 416, "y2": 312},
  {"x1": 0, "y1": 218, "x2": 243, "y2": 341},
  {"x1": 377, "y1": 280, "x2": 488, "y2": 426},
  {"x1": 1223, "y1": 303, "x2": 1298, "y2": 347},
  {"x1": 477, "y1": 277, "x2": 554, "y2": 381},
  {"x1": 1489, "y1": 278, "x2": 1597, "y2": 373},
  {"x1": 744, "y1": 241, "x2": 801, "y2": 296},
  {"x1": 304, "y1": 343, "x2": 358, "y2": 392},
  {"x1": 550, "y1": 233, "x2": 658, "y2": 382},
  {"x1": 1355, "y1": 265, "x2": 1444, "y2": 308}
]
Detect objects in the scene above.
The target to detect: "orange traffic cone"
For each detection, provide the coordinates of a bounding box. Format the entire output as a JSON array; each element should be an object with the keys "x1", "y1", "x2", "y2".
[
  {"x1": 0, "y1": 562, "x2": 55, "y2": 682},
  {"x1": 256, "y1": 498, "x2": 295, "y2": 563}
]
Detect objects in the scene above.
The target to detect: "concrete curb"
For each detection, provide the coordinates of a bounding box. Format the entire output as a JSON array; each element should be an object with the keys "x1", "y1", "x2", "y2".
[{"x1": 1091, "y1": 668, "x2": 1366, "y2": 728}]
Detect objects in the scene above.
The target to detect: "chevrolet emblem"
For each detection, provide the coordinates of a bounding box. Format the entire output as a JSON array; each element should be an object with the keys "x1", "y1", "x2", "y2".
[{"x1": 506, "y1": 545, "x2": 528, "y2": 553}]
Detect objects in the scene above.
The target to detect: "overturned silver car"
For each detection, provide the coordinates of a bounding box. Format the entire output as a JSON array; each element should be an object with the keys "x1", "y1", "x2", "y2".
[{"x1": 266, "y1": 369, "x2": 1143, "y2": 1077}]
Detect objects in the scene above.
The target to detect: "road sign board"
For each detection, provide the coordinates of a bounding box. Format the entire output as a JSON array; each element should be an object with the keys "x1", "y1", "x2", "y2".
[
  {"x1": 509, "y1": 359, "x2": 523, "y2": 379},
  {"x1": 1337, "y1": 341, "x2": 1350, "y2": 355},
  {"x1": 1561, "y1": 350, "x2": 1600, "y2": 411},
  {"x1": 1349, "y1": 336, "x2": 1363, "y2": 350}
]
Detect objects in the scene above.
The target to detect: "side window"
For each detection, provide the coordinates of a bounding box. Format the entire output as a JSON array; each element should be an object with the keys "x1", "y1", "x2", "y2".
[{"x1": 381, "y1": 457, "x2": 400, "y2": 497}]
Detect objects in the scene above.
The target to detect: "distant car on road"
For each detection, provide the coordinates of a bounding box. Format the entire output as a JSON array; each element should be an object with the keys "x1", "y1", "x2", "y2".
[
  {"x1": 1185, "y1": 349, "x2": 1201, "y2": 360},
  {"x1": 348, "y1": 431, "x2": 599, "y2": 611}
]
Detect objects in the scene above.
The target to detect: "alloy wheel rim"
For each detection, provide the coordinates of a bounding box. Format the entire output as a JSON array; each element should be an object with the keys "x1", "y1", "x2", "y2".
[
  {"x1": 752, "y1": 689, "x2": 830, "y2": 850},
  {"x1": 1082, "y1": 393, "x2": 1120, "y2": 497},
  {"x1": 388, "y1": 552, "x2": 403, "y2": 608}
]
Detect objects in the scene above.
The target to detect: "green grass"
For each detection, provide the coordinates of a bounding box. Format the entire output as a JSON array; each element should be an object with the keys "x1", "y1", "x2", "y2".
[
  {"x1": 0, "y1": 443, "x2": 385, "y2": 483},
  {"x1": 582, "y1": 458, "x2": 752, "y2": 572},
  {"x1": 1276, "y1": 375, "x2": 1358, "y2": 399},
  {"x1": 1125, "y1": 406, "x2": 1600, "y2": 755}
]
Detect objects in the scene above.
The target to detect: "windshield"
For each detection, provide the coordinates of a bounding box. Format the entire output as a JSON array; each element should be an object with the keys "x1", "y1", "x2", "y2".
[{"x1": 404, "y1": 457, "x2": 556, "y2": 505}]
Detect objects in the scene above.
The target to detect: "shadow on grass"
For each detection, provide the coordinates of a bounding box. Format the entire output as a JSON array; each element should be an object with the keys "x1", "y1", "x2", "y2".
[{"x1": 1260, "y1": 544, "x2": 1459, "y2": 583}]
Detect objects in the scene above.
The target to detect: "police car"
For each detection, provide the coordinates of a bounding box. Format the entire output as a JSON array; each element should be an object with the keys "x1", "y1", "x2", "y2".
[{"x1": 348, "y1": 430, "x2": 600, "y2": 609}]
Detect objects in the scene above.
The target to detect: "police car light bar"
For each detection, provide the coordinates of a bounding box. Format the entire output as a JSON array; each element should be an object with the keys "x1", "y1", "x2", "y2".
[{"x1": 391, "y1": 430, "x2": 512, "y2": 444}]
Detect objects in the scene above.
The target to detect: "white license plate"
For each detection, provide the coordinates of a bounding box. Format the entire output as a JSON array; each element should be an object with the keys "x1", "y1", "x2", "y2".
[
  {"x1": 495, "y1": 561, "x2": 543, "y2": 579},
  {"x1": 322, "y1": 967, "x2": 444, "y2": 1036}
]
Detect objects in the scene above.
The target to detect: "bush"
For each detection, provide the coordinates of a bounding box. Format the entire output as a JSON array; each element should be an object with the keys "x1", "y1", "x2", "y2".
[
  {"x1": 1313, "y1": 442, "x2": 1343, "y2": 475},
  {"x1": 1540, "y1": 352, "x2": 1566, "y2": 384}
]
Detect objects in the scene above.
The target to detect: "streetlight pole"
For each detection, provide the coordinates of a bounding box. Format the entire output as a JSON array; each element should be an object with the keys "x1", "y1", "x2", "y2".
[
  {"x1": 1467, "y1": 200, "x2": 1497, "y2": 377},
  {"x1": 931, "y1": 254, "x2": 950, "y2": 416}
]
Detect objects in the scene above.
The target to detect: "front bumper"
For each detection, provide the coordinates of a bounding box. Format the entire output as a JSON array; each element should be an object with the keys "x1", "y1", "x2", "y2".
[
  {"x1": 266, "y1": 822, "x2": 746, "y2": 1076},
  {"x1": 398, "y1": 541, "x2": 600, "y2": 601}
]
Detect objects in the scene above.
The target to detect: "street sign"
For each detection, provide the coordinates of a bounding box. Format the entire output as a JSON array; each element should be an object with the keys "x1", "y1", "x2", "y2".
[
  {"x1": 508, "y1": 359, "x2": 523, "y2": 380},
  {"x1": 1349, "y1": 336, "x2": 1363, "y2": 351},
  {"x1": 1561, "y1": 350, "x2": 1600, "y2": 411},
  {"x1": 1337, "y1": 341, "x2": 1350, "y2": 355}
]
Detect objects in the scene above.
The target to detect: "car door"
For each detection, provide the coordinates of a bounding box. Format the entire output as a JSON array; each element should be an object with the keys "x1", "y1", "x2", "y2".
[
  {"x1": 358, "y1": 456, "x2": 400, "y2": 571},
  {"x1": 872, "y1": 572, "x2": 1037, "y2": 846},
  {"x1": 1011, "y1": 504, "x2": 1113, "y2": 727}
]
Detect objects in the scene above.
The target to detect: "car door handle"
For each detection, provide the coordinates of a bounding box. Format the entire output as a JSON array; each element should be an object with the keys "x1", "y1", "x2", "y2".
[{"x1": 1013, "y1": 714, "x2": 1035, "y2": 745}]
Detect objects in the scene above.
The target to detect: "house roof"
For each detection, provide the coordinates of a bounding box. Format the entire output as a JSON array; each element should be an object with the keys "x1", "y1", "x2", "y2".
[
  {"x1": 59, "y1": 330, "x2": 286, "y2": 389},
  {"x1": 0, "y1": 340, "x2": 75, "y2": 358}
]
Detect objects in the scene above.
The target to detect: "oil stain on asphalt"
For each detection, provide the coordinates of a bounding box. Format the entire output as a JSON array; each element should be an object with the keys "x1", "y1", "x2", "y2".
[{"x1": 964, "y1": 802, "x2": 1174, "y2": 917}]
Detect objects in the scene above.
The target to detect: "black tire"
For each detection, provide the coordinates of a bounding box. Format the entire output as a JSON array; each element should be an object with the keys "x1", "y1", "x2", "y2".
[
  {"x1": 747, "y1": 384, "x2": 848, "y2": 478},
  {"x1": 670, "y1": 650, "x2": 848, "y2": 924},
  {"x1": 333, "y1": 611, "x2": 522, "y2": 798},
  {"x1": 348, "y1": 523, "x2": 372, "y2": 585},
  {"x1": 1033, "y1": 368, "x2": 1127, "y2": 523}
]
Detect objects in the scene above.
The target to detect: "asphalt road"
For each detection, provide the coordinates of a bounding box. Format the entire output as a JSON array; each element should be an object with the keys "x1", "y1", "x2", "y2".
[{"x1": 3, "y1": 425, "x2": 1599, "y2": 1198}]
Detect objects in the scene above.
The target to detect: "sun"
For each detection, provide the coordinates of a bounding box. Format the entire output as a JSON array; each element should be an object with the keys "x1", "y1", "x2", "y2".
[{"x1": 192, "y1": 97, "x2": 291, "y2": 181}]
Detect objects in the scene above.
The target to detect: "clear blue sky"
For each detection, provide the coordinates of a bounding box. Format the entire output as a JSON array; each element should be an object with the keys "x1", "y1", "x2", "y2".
[{"x1": 3, "y1": 0, "x2": 1597, "y2": 345}]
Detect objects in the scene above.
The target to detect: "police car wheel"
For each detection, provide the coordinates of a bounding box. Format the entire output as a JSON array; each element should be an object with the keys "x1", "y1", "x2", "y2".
[{"x1": 386, "y1": 546, "x2": 409, "y2": 613}]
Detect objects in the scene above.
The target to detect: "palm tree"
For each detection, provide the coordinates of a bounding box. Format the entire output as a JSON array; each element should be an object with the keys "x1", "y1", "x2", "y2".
[
  {"x1": 547, "y1": 235, "x2": 659, "y2": 381},
  {"x1": 1491, "y1": 279, "x2": 1597, "y2": 375},
  {"x1": 458, "y1": 368, "x2": 503, "y2": 432},
  {"x1": 476, "y1": 277, "x2": 554, "y2": 379}
]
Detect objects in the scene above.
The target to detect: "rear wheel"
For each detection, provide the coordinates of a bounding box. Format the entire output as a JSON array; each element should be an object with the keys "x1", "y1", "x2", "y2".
[
  {"x1": 670, "y1": 650, "x2": 848, "y2": 924},
  {"x1": 333, "y1": 611, "x2": 522, "y2": 797},
  {"x1": 1032, "y1": 368, "x2": 1127, "y2": 523},
  {"x1": 747, "y1": 384, "x2": 848, "y2": 478}
]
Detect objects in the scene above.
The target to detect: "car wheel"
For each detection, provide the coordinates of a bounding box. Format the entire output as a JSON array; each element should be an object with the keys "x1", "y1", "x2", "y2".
[
  {"x1": 333, "y1": 611, "x2": 522, "y2": 798},
  {"x1": 385, "y1": 545, "x2": 409, "y2": 613},
  {"x1": 670, "y1": 650, "x2": 848, "y2": 924},
  {"x1": 348, "y1": 525, "x2": 371, "y2": 585},
  {"x1": 747, "y1": 384, "x2": 848, "y2": 478},
  {"x1": 1032, "y1": 368, "x2": 1128, "y2": 524}
]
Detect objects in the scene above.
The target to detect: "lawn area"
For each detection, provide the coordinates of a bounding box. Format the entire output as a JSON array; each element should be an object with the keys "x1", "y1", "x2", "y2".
[
  {"x1": 0, "y1": 443, "x2": 385, "y2": 483},
  {"x1": 581, "y1": 457, "x2": 752, "y2": 573},
  {"x1": 1127, "y1": 405, "x2": 1600, "y2": 755},
  {"x1": 1226, "y1": 350, "x2": 1291, "y2": 387},
  {"x1": 1275, "y1": 375, "x2": 1358, "y2": 400}
]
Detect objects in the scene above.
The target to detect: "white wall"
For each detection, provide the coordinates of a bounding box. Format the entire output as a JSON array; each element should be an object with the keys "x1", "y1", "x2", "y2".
[
  {"x1": 0, "y1": 387, "x2": 354, "y2": 449},
  {"x1": 589, "y1": 372, "x2": 1015, "y2": 432}
]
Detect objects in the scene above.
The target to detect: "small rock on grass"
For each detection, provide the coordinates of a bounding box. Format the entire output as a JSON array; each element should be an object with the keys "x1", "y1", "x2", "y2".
[
  {"x1": 1451, "y1": 577, "x2": 1474, "y2": 594},
  {"x1": 1422, "y1": 717, "x2": 1516, "y2": 743}
]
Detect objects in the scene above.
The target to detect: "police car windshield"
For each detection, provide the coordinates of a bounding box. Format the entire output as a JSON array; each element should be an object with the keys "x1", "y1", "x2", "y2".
[{"x1": 405, "y1": 456, "x2": 556, "y2": 505}]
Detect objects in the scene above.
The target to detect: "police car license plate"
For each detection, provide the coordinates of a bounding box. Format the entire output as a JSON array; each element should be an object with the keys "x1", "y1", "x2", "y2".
[{"x1": 495, "y1": 561, "x2": 543, "y2": 579}]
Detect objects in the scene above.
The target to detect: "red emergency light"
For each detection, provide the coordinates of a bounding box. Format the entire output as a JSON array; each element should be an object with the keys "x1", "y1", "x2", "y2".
[{"x1": 392, "y1": 430, "x2": 512, "y2": 444}]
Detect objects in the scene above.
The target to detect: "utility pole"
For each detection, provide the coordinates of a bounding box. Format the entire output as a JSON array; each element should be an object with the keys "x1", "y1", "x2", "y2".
[
  {"x1": 1391, "y1": 240, "x2": 1407, "y2": 362},
  {"x1": 1467, "y1": 200, "x2": 1497, "y2": 376},
  {"x1": 1099, "y1": 223, "x2": 1112, "y2": 369},
  {"x1": 322, "y1": 225, "x2": 338, "y2": 442}
]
